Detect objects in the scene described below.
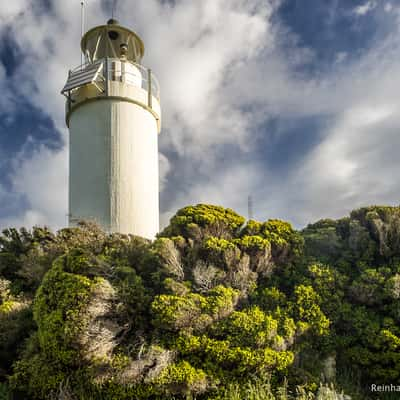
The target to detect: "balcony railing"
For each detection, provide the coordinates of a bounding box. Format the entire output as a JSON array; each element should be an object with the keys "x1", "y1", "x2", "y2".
[{"x1": 63, "y1": 58, "x2": 160, "y2": 102}]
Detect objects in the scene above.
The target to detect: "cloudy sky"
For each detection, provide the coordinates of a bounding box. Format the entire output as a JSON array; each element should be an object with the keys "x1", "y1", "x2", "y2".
[{"x1": 0, "y1": 0, "x2": 400, "y2": 231}]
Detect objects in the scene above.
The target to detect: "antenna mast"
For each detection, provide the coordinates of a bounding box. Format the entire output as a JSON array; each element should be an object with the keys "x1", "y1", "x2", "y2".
[
  {"x1": 81, "y1": 1, "x2": 85, "y2": 67},
  {"x1": 112, "y1": 0, "x2": 118, "y2": 19}
]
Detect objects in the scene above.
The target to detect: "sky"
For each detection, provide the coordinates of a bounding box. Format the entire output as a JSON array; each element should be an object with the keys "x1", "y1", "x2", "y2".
[{"x1": 0, "y1": 0, "x2": 400, "y2": 231}]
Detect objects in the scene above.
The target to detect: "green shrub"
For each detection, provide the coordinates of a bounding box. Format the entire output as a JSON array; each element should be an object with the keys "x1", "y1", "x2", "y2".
[
  {"x1": 33, "y1": 257, "x2": 95, "y2": 365},
  {"x1": 0, "y1": 383, "x2": 10, "y2": 400},
  {"x1": 161, "y1": 204, "x2": 245, "y2": 239},
  {"x1": 3, "y1": 204, "x2": 400, "y2": 399}
]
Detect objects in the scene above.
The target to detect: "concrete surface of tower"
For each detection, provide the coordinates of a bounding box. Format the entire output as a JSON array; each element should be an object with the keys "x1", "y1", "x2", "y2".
[{"x1": 62, "y1": 19, "x2": 161, "y2": 239}]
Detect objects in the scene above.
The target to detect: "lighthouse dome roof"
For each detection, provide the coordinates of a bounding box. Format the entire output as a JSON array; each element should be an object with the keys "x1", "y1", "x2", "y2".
[{"x1": 81, "y1": 21, "x2": 145, "y2": 64}]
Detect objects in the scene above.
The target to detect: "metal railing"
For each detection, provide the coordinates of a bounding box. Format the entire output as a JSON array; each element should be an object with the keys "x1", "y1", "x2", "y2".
[{"x1": 69, "y1": 58, "x2": 160, "y2": 101}]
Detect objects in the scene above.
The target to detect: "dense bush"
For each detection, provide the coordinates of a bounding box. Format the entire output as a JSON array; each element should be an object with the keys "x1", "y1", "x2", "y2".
[{"x1": 0, "y1": 204, "x2": 400, "y2": 399}]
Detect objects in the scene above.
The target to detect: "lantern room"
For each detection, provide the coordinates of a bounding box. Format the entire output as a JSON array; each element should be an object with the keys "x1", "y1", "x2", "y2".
[{"x1": 81, "y1": 18, "x2": 145, "y2": 64}]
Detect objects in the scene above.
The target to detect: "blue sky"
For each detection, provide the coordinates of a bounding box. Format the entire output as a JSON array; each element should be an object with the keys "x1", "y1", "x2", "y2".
[{"x1": 1, "y1": 0, "x2": 400, "y2": 230}]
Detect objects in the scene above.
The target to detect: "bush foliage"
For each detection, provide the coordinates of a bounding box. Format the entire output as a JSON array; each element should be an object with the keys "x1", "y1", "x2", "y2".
[{"x1": 1, "y1": 204, "x2": 400, "y2": 399}]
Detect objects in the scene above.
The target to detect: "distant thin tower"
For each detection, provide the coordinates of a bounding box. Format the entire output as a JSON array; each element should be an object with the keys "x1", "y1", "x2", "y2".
[{"x1": 248, "y1": 195, "x2": 254, "y2": 220}]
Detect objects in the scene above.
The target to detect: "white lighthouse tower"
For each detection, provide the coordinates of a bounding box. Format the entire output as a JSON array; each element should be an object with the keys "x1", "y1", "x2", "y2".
[{"x1": 62, "y1": 19, "x2": 161, "y2": 239}]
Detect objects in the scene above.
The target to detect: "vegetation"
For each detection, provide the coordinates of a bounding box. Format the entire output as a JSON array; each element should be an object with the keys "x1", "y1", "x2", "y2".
[{"x1": 1, "y1": 204, "x2": 400, "y2": 399}]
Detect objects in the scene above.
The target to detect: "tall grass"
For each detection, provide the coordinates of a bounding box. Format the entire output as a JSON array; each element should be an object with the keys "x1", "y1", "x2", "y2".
[
  {"x1": 13, "y1": 378, "x2": 400, "y2": 400},
  {"x1": 207, "y1": 380, "x2": 348, "y2": 400}
]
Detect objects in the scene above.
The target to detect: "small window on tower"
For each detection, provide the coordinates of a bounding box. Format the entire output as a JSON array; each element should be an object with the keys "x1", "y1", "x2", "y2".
[{"x1": 108, "y1": 30, "x2": 119, "y2": 40}]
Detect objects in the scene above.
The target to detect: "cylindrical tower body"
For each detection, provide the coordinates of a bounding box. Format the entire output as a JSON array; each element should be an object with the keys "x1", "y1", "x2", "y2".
[{"x1": 62, "y1": 20, "x2": 161, "y2": 239}]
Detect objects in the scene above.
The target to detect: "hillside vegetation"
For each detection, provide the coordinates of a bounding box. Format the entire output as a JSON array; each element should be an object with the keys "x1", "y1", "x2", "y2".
[{"x1": 0, "y1": 204, "x2": 400, "y2": 399}]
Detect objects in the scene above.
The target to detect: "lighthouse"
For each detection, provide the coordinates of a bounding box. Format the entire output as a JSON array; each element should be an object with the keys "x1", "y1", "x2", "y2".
[{"x1": 62, "y1": 19, "x2": 161, "y2": 239}]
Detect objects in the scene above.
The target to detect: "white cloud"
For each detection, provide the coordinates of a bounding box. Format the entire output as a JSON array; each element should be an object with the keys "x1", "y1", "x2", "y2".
[
  {"x1": 3, "y1": 141, "x2": 68, "y2": 230},
  {"x1": 0, "y1": 0, "x2": 281, "y2": 230},
  {"x1": 384, "y1": 3, "x2": 393, "y2": 13},
  {"x1": 0, "y1": 2, "x2": 105, "y2": 230},
  {"x1": 335, "y1": 52, "x2": 348, "y2": 64},
  {"x1": 243, "y1": 28, "x2": 400, "y2": 226},
  {"x1": 0, "y1": 62, "x2": 17, "y2": 119},
  {"x1": 128, "y1": 0, "x2": 276, "y2": 156},
  {"x1": 159, "y1": 153, "x2": 171, "y2": 192},
  {"x1": 160, "y1": 161, "x2": 264, "y2": 228},
  {"x1": 290, "y1": 106, "x2": 397, "y2": 221},
  {"x1": 1, "y1": 0, "x2": 400, "y2": 232},
  {"x1": 353, "y1": 1, "x2": 377, "y2": 16},
  {"x1": 0, "y1": 0, "x2": 30, "y2": 23}
]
